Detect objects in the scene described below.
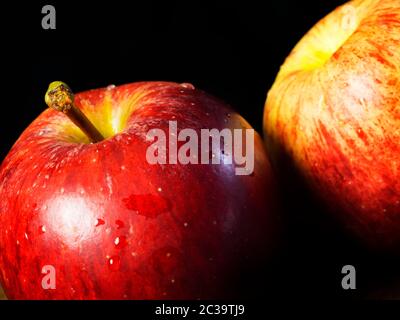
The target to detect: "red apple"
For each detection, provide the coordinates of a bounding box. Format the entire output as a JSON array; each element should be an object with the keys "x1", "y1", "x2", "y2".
[
  {"x1": 264, "y1": 0, "x2": 400, "y2": 249},
  {"x1": 0, "y1": 81, "x2": 277, "y2": 299}
]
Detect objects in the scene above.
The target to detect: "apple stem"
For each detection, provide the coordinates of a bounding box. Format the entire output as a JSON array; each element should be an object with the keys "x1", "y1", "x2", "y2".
[{"x1": 44, "y1": 81, "x2": 105, "y2": 143}]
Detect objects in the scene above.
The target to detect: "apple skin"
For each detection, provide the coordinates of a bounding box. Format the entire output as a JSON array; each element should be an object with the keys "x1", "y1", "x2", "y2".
[
  {"x1": 0, "y1": 81, "x2": 277, "y2": 299},
  {"x1": 264, "y1": 0, "x2": 400, "y2": 249}
]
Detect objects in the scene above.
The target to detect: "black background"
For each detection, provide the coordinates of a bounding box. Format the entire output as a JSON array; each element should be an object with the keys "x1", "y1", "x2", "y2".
[
  {"x1": 1, "y1": 0, "x2": 400, "y2": 302},
  {"x1": 1, "y1": 0, "x2": 348, "y2": 161}
]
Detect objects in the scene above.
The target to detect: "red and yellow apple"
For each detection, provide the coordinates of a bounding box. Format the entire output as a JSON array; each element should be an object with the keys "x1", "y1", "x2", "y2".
[
  {"x1": 264, "y1": 0, "x2": 400, "y2": 249},
  {"x1": 0, "y1": 81, "x2": 277, "y2": 299}
]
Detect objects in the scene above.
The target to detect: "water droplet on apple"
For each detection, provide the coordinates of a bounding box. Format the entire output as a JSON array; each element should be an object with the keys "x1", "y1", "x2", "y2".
[
  {"x1": 114, "y1": 236, "x2": 127, "y2": 249},
  {"x1": 116, "y1": 220, "x2": 125, "y2": 229},
  {"x1": 108, "y1": 255, "x2": 121, "y2": 271},
  {"x1": 226, "y1": 113, "x2": 231, "y2": 118},
  {"x1": 121, "y1": 165, "x2": 126, "y2": 170},
  {"x1": 60, "y1": 188, "x2": 64, "y2": 194},
  {"x1": 122, "y1": 194, "x2": 171, "y2": 219},
  {"x1": 39, "y1": 225, "x2": 46, "y2": 234},
  {"x1": 107, "y1": 84, "x2": 116, "y2": 90},
  {"x1": 157, "y1": 187, "x2": 162, "y2": 192},
  {"x1": 183, "y1": 222, "x2": 188, "y2": 227},
  {"x1": 44, "y1": 174, "x2": 49, "y2": 180},
  {"x1": 16, "y1": 240, "x2": 20, "y2": 245},
  {"x1": 180, "y1": 83, "x2": 195, "y2": 90},
  {"x1": 95, "y1": 218, "x2": 105, "y2": 227},
  {"x1": 24, "y1": 232, "x2": 29, "y2": 240},
  {"x1": 340, "y1": 5, "x2": 357, "y2": 31}
]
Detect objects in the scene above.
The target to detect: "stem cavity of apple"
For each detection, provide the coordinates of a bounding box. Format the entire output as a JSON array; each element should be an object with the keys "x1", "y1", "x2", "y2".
[{"x1": 45, "y1": 81, "x2": 105, "y2": 143}]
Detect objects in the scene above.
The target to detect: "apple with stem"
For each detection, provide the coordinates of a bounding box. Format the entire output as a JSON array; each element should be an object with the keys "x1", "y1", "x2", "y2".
[
  {"x1": 0, "y1": 81, "x2": 277, "y2": 299},
  {"x1": 264, "y1": 0, "x2": 400, "y2": 249}
]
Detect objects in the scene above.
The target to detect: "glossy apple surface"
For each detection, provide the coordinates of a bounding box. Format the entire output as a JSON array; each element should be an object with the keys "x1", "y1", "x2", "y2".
[
  {"x1": 264, "y1": 0, "x2": 400, "y2": 249},
  {"x1": 0, "y1": 81, "x2": 276, "y2": 299}
]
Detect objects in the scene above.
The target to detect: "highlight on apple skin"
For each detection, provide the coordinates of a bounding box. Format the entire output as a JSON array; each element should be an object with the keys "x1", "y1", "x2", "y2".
[
  {"x1": 264, "y1": 0, "x2": 400, "y2": 249},
  {"x1": 0, "y1": 81, "x2": 278, "y2": 299}
]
